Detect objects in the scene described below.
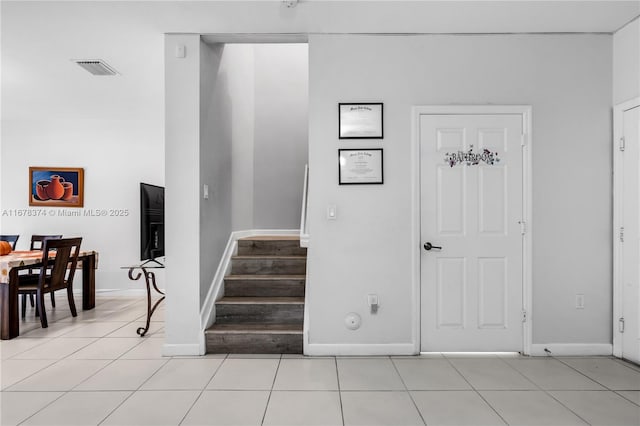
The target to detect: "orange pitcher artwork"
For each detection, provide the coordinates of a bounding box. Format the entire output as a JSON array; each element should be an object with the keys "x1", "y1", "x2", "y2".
[{"x1": 29, "y1": 167, "x2": 84, "y2": 207}]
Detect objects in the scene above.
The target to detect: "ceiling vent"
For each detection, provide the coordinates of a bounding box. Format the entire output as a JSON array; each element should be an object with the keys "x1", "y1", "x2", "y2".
[{"x1": 73, "y1": 60, "x2": 118, "y2": 76}]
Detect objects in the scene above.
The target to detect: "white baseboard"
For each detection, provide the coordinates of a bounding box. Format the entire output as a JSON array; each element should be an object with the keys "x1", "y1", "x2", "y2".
[
  {"x1": 161, "y1": 342, "x2": 204, "y2": 357},
  {"x1": 529, "y1": 343, "x2": 613, "y2": 357},
  {"x1": 306, "y1": 343, "x2": 417, "y2": 356}
]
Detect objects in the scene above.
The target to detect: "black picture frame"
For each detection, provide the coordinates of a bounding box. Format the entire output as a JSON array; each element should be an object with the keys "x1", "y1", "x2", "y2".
[
  {"x1": 338, "y1": 103, "x2": 384, "y2": 139},
  {"x1": 338, "y1": 149, "x2": 384, "y2": 185}
]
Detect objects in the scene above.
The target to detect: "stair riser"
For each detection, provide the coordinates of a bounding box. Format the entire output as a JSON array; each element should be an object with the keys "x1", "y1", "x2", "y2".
[
  {"x1": 216, "y1": 303, "x2": 303, "y2": 324},
  {"x1": 224, "y1": 280, "x2": 305, "y2": 297},
  {"x1": 231, "y1": 258, "x2": 306, "y2": 275},
  {"x1": 206, "y1": 332, "x2": 303, "y2": 354},
  {"x1": 237, "y1": 240, "x2": 307, "y2": 256}
]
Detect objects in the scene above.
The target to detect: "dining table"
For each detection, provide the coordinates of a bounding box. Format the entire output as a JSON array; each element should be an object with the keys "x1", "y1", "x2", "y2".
[{"x1": 0, "y1": 249, "x2": 98, "y2": 339}]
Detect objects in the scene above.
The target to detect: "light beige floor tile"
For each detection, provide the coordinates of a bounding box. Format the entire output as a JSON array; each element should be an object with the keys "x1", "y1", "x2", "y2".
[
  {"x1": 393, "y1": 358, "x2": 471, "y2": 390},
  {"x1": 481, "y1": 390, "x2": 587, "y2": 425},
  {"x1": 19, "y1": 321, "x2": 86, "y2": 338},
  {"x1": 100, "y1": 390, "x2": 200, "y2": 426},
  {"x1": 506, "y1": 358, "x2": 605, "y2": 390},
  {"x1": 141, "y1": 358, "x2": 223, "y2": 390},
  {"x1": 263, "y1": 391, "x2": 342, "y2": 426},
  {"x1": 411, "y1": 390, "x2": 506, "y2": 426},
  {"x1": 0, "y1": 337, "x2": 51, "y2": 359},
  {"x1": 392, "y1": 353, "x2": 445, "y2": 359},
  {"x1": 181, "y1": 390, "x2": 269, "y2": 426},
  {"x1": 449, "y1": 358, "x2": 538, "y2": 390},
  {"x1": 273, "y1": 358, "x2": 338, "y2": 390},
  {"x1": 66, "y1": 337, "x2": 141, "y2": 360},
  {"x1": 341, "y1": 391, "x2": 424, "y2": 426},
  {"x1": 74, "y1": 359, "x2": 167, "y2": 391},
  {"x1": 0, "y1": 359, "x2": 56, "y2": 389},
  {"x1": 207, "y1": 358, "x2": 279, "y2": 390},
  {"x1": 227, "y1": 353, "x2": 281, "y2": 359},
  {"x1": 561, "y1": 358, "x2": 640, "y2": 390},
  {"x1": 119, "y1": 336, "x2": 165, "y2": 358},
  {"x1": 337, "y1": 358, "x2": 405, "y2": 390},
  {"x1": 20, "y1": 391, "x2": 132, "y2": 425},
  {"x1": 617, "y1": 390, "x2": 640, "y2": 405},
  {"x1": 104, "y1": 321, "x2": 147, "y2": 338},
  {"x1": 0, "y1": 391, "x2": 63, "y2": 426},
  {"x1": 11, "y1": 337, "x2": 97, "y2": 360},
  {"x1": 550, "y1": 390, "x2": 640, "y2": 426},
  {"x1": 7, "y1": 359, "x2": 110, "y2": 391},
  {"x1": 59, "y1": 321, "x2": 129, "y2": 338}
]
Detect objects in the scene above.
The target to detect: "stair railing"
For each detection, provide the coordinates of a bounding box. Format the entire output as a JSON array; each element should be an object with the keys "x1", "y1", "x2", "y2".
[{"x1": 300, "y1": 164, "x2": 309, "y2": 247}]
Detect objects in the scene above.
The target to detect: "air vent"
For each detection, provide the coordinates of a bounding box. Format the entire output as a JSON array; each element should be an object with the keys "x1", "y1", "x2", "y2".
[{"x1": 73, "y1": 60, "x2": 118, "y2": 76}]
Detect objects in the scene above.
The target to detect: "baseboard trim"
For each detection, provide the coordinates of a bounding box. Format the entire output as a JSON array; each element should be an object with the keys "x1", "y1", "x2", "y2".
[
  {"x1": 529, "y1": 343, "x2": 613, "y2": 357},
  {"x1": 162, "y1": 342, "x2": 204, "y2": 357},
  {"x1": 306, "y1": 343, "x2": 417, "y2": 356}
]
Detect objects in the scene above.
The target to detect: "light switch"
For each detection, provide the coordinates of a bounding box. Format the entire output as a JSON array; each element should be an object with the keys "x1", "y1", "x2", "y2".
[
  {"x1": 327, "y1": 204, "x2": 337, "y2": 220},
  {"x1": 175, "y1": 45, "x2": 186, "y2": 58},
  {"x1": 203, "y1": 184, "x2": 209, "y2": 199}
]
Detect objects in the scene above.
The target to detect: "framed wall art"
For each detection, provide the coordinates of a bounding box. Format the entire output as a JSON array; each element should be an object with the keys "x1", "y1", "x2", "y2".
[
  {"x1": 339, "y1": 103, "x2": 383, "y2": 139},
  {"x1": 29, "y1": 166, "x2": 85, "y2": 207},
  {"x1": 338, "y1": 149, "x2": 384, "y2": 185}
]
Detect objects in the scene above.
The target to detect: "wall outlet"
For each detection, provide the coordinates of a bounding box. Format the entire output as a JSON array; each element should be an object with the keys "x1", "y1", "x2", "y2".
[{"x1": 575, "y1": 294, "x2": 585, "y2": 309}]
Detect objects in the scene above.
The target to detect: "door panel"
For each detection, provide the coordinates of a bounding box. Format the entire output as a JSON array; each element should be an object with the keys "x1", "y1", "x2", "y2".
[{"x1": 420, "y1": 114, "x2": 523, "y2": 352}]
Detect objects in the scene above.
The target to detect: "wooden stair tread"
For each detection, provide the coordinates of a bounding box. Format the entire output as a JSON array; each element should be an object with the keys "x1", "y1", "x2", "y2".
[
  {"x1": 217, "y1": 297, "x2": 305, "y2": 304},
  {"x1": 239, "y1": 236, "x2": 300, "y2": 241},
  {"x1": 225, "y1": 274, "x2": 306, "y2": 280},
  {"x1": 207, "y1": 323, "x2": 303, "y2": 334}
]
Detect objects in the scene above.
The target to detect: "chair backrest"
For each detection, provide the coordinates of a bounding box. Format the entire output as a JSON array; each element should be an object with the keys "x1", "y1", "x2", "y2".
[
  {"x1": 31, "y1": 235, "x2": 63, "y2": 251},
  {"x1": 0, "y1": 235, "x2": 19, "y2": 250},
  {"x1": 39, "y1": 237, "x2": 82, "y2": 292}
]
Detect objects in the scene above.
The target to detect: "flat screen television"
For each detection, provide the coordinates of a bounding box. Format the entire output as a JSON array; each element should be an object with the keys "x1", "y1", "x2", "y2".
[{"x1": 140, "y1": 183, "x2": 165, "y2": 265}]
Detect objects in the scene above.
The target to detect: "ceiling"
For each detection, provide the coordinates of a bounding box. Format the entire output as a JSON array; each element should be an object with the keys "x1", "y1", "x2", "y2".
[{"x1": 1, "y1": 1, "x2": 638, "y2": 121}]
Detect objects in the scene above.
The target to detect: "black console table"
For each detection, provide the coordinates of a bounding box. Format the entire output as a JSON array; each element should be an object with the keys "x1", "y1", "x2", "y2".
[{"x1": 122, "y1": 264, "x2": 164, "y2": 336}]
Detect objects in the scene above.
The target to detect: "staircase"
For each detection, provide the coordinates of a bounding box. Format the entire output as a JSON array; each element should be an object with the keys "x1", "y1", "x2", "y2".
[{"x1": 205, "y1": 236, "x2": 306, "y2": 354}]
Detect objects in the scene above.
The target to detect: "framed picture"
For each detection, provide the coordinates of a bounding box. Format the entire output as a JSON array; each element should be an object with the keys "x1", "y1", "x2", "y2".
[
  {"x1": 339, "y1": 103, "x2": 383, "y2": 139},
  {"x1": 29, "y1": 167, "x2": 84, "y2": 207},
  {"x1": 338, "y1": 149, "x2": 384, "y2": 185}
]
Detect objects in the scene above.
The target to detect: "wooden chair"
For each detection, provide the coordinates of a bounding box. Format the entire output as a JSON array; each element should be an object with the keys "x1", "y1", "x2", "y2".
[
  {"x1": 24, "y1": 235, "x2": 63, "y2": 309},
  {"x1": 18, "y1": 237, "x2": 83, "y2": 328},
  {"x1": 0, "y1": 235, "x2": 19, "y2": 249}
]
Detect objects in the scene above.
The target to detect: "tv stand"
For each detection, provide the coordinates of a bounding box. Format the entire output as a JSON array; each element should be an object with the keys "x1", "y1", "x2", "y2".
[
  {"x1": 122, "y1": 263, "x2": 165, "y2": 337},
  {"x1": 141, "y1": 258, "x2": 164, "y2": 267}
]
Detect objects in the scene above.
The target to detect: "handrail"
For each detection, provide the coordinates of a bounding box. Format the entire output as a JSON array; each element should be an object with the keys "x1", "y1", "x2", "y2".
[{"x1": 299, "y1": 164, "x2": 309, "y2": 247}]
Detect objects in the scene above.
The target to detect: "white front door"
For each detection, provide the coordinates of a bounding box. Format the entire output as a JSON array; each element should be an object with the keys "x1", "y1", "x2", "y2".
[
  {"x1": 419, "y1": 112, "x2": 525, "y2": 352},
  {"x1": 618, "y1": 103, "x2": 640, "y2": 364}
]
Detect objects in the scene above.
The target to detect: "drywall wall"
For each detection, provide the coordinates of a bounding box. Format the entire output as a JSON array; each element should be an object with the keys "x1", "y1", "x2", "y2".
[
  {"x1": 307, "y1": 34, "x2": 613, "y2": 351},
  {"x1": 613, "y1": 18, "x2": 640, "y2": 104},
  {"x1": 199, "y1": 42, "x2": 233, "y2": 305},
  {"x1": 253, "y1": 44, "x2": 309, "y2": 229},
  {"x1": 165, "y1": 34, "x2": 203, "y2": 354}
]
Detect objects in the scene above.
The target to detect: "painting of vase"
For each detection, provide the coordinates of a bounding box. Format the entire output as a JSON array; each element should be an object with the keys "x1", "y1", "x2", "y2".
[{"x1": 29, "y1": 167, "x2": 84, "y2": 207}]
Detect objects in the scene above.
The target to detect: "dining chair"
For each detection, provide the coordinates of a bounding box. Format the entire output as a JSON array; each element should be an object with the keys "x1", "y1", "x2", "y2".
[
  {"x1": 24, "y1": 235, "x2": 63, "y2": 309},
  {"x1": 18, "y1": 237, "x2": 83, "y2": 328},
  {"x1": 0, "y1": 235, "x2": 19, "y2": 249}
]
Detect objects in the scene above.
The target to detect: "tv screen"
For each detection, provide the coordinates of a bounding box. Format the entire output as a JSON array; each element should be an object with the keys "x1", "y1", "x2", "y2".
[{"x1": 140, "y1": 183, "x2": 165, "y2": 264}]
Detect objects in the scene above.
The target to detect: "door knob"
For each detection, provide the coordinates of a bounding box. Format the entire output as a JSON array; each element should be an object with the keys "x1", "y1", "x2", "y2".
[{"x1": 423, "y1": 242, "x2": 442, "y2": 251}]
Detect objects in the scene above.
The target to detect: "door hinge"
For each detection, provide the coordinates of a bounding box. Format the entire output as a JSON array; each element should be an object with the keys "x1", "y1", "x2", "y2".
[
  {"x1": 619, "y1": 317, "x2": 625, "y2": 333},
  {"x1": 620, "y1": 227, "x2": 625, "y2": 243},
  {"x1": 620, "y1": 137, "x2": 626, "y2": 152},
  {"x1": 522, "y1": 310, "x2": 528, "y2": 323},
  {"x1": 518, "y1": 220, "x2": 527, "y2": 235}
]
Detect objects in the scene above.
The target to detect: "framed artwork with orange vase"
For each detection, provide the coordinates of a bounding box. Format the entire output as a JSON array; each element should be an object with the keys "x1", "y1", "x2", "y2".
[{"x1": 29, "y1": 167, "x2": 84, "y2": 207}]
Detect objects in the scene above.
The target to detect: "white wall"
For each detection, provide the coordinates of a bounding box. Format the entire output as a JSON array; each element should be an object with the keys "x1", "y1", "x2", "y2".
[
  {"x1": 613, "y1": 18, "x2": 640, "y2": 104},
  {"x1": 253, "y1": 44, "x2": 309, "y2": 229},
  {"x1": 307, "y1": 34, "x2": 613, "y2": 352}
]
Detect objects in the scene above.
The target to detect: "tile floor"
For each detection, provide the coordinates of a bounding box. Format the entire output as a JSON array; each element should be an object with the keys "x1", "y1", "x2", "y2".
[{"x1": 1, "y1": 292, "x2": 639, "y2": 425}]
